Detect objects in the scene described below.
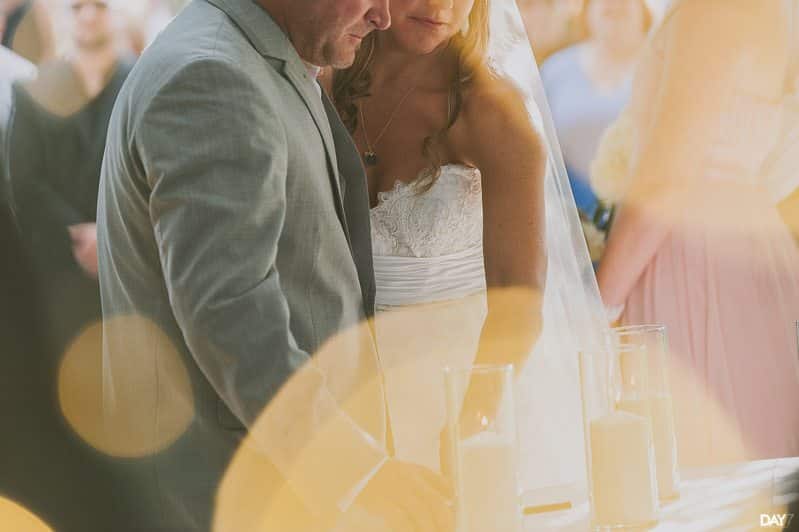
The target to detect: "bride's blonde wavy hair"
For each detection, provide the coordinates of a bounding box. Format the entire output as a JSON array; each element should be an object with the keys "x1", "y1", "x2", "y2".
[{"x1": 332, "y1": 0, "x2": 490, "y2": 189}]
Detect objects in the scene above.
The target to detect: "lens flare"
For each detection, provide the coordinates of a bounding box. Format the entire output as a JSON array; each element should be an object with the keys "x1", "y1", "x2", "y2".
[{"x1": 58, "y1": 315, "x2": 195, "y2": 458}]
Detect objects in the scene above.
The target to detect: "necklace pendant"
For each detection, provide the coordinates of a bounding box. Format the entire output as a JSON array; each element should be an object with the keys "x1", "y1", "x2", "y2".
[{"x1": 364, "y1": 151, "x2": 378, "y2": 167}]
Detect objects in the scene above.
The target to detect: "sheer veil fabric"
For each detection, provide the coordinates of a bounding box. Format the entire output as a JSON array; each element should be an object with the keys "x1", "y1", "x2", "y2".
[
  {"x1": 371, "y1": 0, "x2": 610, "y2": 498},
  {"x1": 371, "y1": 0, "x2": 612, "y2": 497},
  {"x1": 478, "y1": 0, "x2": 608, "y2": 496}
]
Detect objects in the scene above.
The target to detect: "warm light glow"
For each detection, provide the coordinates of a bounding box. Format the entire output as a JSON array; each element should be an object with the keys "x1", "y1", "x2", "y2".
[
  {"x1": 215, "y1": 287, "x2": 542, "y2": 530},
  {"x1": 58, "y1": 315, "x2": 195, "y2": 458},
  {"x1": 0, "y1": 497, "x2": 53, "y2": 532}
]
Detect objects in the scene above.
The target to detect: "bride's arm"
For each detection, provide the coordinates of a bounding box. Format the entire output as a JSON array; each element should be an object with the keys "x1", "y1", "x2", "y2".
[
  {"x1": 458, "y1": 78, "x2": 547, "y2": 368},
  {"x1": 596, "y1": 0, "x2": 786, "y2": 307}
]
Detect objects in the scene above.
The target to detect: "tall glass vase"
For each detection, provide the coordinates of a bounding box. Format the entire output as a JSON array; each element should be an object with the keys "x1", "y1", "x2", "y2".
[
  {"x1": 579, "y1": 346, "x2": 659, "y2": 530},
  {"x1": 445, "y1": 364, "x2": 522, "y2": 532},
  {"x1": 611, "y1": 325, "x2": 680, "y2": 501}
]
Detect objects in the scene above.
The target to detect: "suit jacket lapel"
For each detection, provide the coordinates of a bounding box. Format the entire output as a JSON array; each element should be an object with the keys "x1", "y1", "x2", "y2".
[
  {"x1": 321, "y1": 92, "x2": 376, "y2": 315},
  {"x1": 280, "y1": 61, "x2": 347, "y2": 229}
]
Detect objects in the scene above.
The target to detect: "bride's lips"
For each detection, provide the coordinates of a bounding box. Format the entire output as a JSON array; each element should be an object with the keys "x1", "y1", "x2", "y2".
[{"x1": 409, "y1": 16, "x2": 449, "y2": 30}]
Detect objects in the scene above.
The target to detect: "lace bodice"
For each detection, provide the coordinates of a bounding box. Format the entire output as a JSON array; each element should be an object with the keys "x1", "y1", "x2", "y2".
[
  {"x1": 370, "y1": 164, "x2": 483, "y2": 257},
  {"x1": 369, "y1": 164, "x2": 487, "y2": 308}
]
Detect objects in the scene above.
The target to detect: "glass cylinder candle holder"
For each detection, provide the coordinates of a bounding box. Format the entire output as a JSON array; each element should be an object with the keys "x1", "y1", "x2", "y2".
[
  {"x1": 579, "y1": 347, "x2": 659, "y2": 530},
  {"x1": 611, "y1": 325, "x2": 680, "y2": 501},
  {"x1": 444, "y1": 364, "x2": 522, "y2": 532}
]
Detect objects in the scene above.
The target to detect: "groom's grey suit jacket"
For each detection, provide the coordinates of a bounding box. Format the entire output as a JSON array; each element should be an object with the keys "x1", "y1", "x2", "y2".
[{"x1": 97, "y1": 0, "x2": 387, "y2": 529}]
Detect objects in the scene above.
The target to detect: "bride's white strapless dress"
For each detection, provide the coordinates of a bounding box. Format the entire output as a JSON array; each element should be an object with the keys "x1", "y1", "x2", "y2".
[
  {"x1": 369, "y1": 164, "x2": 489, "y2": 470},
  {"x1": 370, "y1": 163, "x2": 588, "y2": 498},
  {"x1": 370, "y1": 164, "x2": 487, "y2": 309}
]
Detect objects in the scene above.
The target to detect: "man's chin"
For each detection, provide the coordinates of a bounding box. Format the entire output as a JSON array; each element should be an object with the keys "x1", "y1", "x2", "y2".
[
  {"x1": 327, "y1": 49, "x2": 359, "y2": 70},
  {"x1": 322, "y1": 36, "x2": 367, "y2": 69}
]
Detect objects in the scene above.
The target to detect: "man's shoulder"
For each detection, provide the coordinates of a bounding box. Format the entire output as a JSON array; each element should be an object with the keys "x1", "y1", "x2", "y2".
[
  {"x1": 134, "y1": 6, "x2": 236, "y2": 83},
  {"x1": 127, "y1": 1, "x2": 279, "y2": 107}
]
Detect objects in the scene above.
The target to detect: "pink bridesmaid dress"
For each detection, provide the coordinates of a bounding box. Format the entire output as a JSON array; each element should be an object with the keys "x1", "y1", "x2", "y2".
[{"x1": 621, "y1": 2, "x2": 799, "y2": 466}]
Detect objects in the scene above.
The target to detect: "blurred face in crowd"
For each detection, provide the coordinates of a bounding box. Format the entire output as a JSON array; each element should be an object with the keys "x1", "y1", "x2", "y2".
[
  {"x1": 384, "y1": 0, "x2": 475, "y2": 55},
  {"x1": 586, "y1": 0, "x2": 649, "y2": 46},
  {"x1": 517, "y1": 0, "x2": 582, "y2": 57},
  {"x1": 68, "y1": 0, "x2": 116, "y2": 50},
  {"x1": 277, "y1": 0, "x2": 391, "y2": 68}
]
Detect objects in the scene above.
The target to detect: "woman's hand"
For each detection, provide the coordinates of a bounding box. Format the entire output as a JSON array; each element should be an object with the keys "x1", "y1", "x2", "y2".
[{"x1": 68, "y1": 222, "x2": 98, "y2": 279}]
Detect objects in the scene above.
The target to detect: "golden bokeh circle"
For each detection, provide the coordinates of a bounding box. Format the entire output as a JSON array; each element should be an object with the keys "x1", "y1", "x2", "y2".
[
  {"x1": 0, "y1": 498, "x2": 53, "y2": 532},
  {"x1": 58, "y1": 315, "x2": 195, "y2": 458}
]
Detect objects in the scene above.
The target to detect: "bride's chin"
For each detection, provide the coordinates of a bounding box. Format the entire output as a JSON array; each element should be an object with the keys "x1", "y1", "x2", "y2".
[
  {"x1": 413, "y1": 41, "x2": 451, "y2": 57},
  {"x1": 389, "y1": 33, "x2": 449, "y2": 56}
]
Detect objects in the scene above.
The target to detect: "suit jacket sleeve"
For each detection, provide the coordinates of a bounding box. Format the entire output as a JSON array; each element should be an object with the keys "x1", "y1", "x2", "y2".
[{"x1": 135, "y1": 57, "x2": 387, "y2": 516}]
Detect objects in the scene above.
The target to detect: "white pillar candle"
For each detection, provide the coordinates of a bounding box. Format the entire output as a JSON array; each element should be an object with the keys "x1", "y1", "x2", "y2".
[
  {"x1": 456, "y1": 432, "x2": 522, "y2": 532},
  {"x1": 589, "y1": 411, "x2": 659, "y2": 527},
  {"x1": 617, "y1": 396, "x2": 680, "y2": 500}
]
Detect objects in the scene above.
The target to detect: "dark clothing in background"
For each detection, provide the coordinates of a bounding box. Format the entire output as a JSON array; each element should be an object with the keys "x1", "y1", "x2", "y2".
[
  {"x1": 9, "y1": 58, "x2": 133, "y2": 353},
  {"x1": 0, "y1": 196, "x2": 113, "y2": 532},
  {"x1": 0, "y1": 57, "x2": 134, "y2": 532}
]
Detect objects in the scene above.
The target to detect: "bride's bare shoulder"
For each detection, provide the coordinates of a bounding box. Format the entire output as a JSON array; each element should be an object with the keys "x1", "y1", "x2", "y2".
[
  {"x1": 453, "y1": 65, "x2": 544, "y2": 175},
  {"x1": 458, "y1": 68, "x2": 533, "y2": 140},
  {"x1": 464, "y1": 69, "x2": 522, "y2": 113}
]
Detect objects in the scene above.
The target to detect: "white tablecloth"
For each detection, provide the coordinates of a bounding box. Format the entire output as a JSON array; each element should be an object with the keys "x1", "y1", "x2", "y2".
[{"x1": 525, "y1": 457, "x2": 799, "y2": 531}]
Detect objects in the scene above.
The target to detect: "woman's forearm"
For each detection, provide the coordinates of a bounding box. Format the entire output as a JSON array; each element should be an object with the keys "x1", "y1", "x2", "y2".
[{"x1": 596, "y1": 200, "x2": 672, "y2": 307}]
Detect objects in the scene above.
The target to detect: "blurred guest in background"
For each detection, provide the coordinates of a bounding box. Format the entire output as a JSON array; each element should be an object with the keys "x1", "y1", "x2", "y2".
[
  {"x1": 517, "y1": 0, "x2": 583, "y2": 63},
  {"x1": 0, "y1": 43, "x2": 37, "y2": 83},
  {"x1": 0, "y1": 39, "x2": 116, "y2": 532},
  {"x1": 1, "y1": 0, "x2": 54, "y2": 63},
  {"x1": 121, "y1": 0, "x2": 181, "y2": 55},
  {"x1": 596, "y1": 0, "x2": 799, "y2": 466},
  {"x1": 3, "y1": 3, "x2": 133, "y2": 526},
  {"x1": 0, "y1": 44, "x2": 36, "y2": 123},
  {"x1": 9, "y1": 0, "x2": 133, "y2": 352},
  {"x1": 541, "y1": 0, "x2": 651, "y2": 258},
  {"x1": 140, "y1": 0, "x2": 185, "y2": 46}
]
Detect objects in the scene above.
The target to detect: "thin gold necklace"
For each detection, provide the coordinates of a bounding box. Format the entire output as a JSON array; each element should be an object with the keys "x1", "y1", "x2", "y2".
[{"x1": 359, "y1": 83, "x2": 418, "y2": 167}]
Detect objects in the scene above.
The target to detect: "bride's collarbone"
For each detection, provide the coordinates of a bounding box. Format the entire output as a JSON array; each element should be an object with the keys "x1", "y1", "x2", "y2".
[
  {"x1": 365, "y1": 149, "x2": 467, "y2": 191},
  {"x1": 366, "y1": 160, "x2": 477, "y2": 209},
  {"x1": 361, "y1": 133, "x2": 458, "y2": 182},
  {"x1": 366, "y1": 160, "x2": 430, "y2": 199}
]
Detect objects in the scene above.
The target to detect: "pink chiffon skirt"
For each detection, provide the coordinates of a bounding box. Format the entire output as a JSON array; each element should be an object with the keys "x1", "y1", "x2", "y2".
[{"x1": 623, "y1": 185, "x2": 799, "y2": 467}]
